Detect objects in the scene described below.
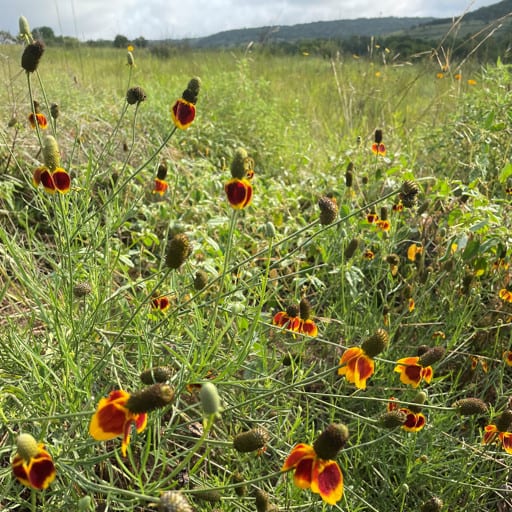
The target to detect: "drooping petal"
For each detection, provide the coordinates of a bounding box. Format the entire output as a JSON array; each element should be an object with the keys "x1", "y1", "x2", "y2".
[
  {"x1": 353, "y1": 353, "x2": 375, "y2": 390},
  {"x1": 311, "y1": 458, "x2": 344, "y2": 505},
  {"x1": 33, "y1": 167, "x2": 57, "y2": 193},
  {"x1": 89, "y1": 390, "x2": 132, "y2": 440},
  {"x1": 52, "y1": 168, "x2": 71, "y2": 193},
  {"x1": 499, "y1": 432, "x2": 512, "y2": 454},
  {"x1": 301, "y1": 319, "x2": 318, "y2": 337},
  {"x1": 171, "y1": 98, "x2": 196, "y2": 129},
  {"x1": 27, "y1": 450, "x2": 56, "y2": 489},
  {"x1": 394, "y1": 357, "x2": 424, "y2": 387},
  {"x1": 281, "y1": 443, "x2": 316, "y2": 471},
  {"x1": 273, "y1": 311, "x2": 289, "y2": 327},
  {"x1": 482, "y1": 424, "x2": 499, "y2": 445},
  {"x1": 421, "y1": 366, "x2": 433, "y2": 384},
  {"x1": 401, "y1": 411, "x2": 426, "y2": 432},
  {"x1": 293, "y1": 457, "x2": 314, "y2": 489},
  {"x1": 153, "y1": 178, "x2": 169, "y2": 195},
  {"x1": 339, "y1": 347, "x2": 364, "y2": 365},
  {"x1": 224, "y1": 179, "x2": 252, "y2": 209},
  {"x1": 12, "y1": 454, "x2": 31, "y2": 487}
]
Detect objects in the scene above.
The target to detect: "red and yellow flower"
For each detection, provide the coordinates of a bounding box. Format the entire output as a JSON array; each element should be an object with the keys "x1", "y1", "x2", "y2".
[
  {"x1": 387, "y1": 399, "x2": 426, "y2": 432},
  {"x1": 273, "y1": 299, "x2": 318, "y2": 337},
  {"x1": 224, "y1": 178, "x2": 253, "y2": 209},
  {"x1": 89, "y1": 389, "x2": 148, "y2": 457},
  {"x1": 33, "y1": 166, "x2": 71, "y2": 194},
  {"x1": 151, "y1": 295, "x2": 171, "y2": 312},
  {"x1": 394, "y1": 357, "x2": 433, "y2": 388},
  {"x1": 499, "y1": 288, "x2": 512, "y2": 303},
  {"x1": 171, "y1": 98, "x2": 196, "y2": 129},
  {"x1": 29, "y1": 112, "x2": 48, "y2": 129},
  {"x1": 282, "y1": 424, "x2": 348, "y2": 505},
  {"x1": 338, "y1": 347, "x2": 375, "y2": 390},
  {"x1": 482, "y1": 410, "x2": 512, "y2": 453},
  {"x1": 371, "y1": 142, "x2": 386, "y2": 155},
  {"x1": 12, "y1": 433, "x2": 56, "y2": 490}
]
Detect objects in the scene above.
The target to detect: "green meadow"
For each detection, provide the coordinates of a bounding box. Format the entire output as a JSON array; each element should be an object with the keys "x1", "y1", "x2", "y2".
[{"x1": 1, "y1": 32, "x2": 512, "y2": 511}]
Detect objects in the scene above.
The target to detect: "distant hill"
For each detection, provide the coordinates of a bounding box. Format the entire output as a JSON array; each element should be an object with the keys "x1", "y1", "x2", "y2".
[{"x1": 170, "y1": 0, "x2": 511, "y2": 49}]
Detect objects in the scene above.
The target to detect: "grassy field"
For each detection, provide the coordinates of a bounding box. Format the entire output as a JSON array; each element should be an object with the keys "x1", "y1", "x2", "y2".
[{"x1": 1, "y1": 35, "x2": 512, "y2": 512}]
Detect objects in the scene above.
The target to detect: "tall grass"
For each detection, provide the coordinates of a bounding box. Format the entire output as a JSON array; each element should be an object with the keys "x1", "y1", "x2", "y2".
[{"x1": 0, "y1": 37, "x2": 511, "y2": 512}]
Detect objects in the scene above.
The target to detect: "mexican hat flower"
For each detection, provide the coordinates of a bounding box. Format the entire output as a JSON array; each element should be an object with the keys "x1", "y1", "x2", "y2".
[
  {"x1": 89, "y1": 384, "x2": 174, "y2": 456},
  {"x1": 225, "y1": 147, "x2": 254, "y2": 209},
  {"x1": 273, "y1": 298, "x2": 318, "y2": 337},
  {"x1": 338, "y1": 329, "x2": 389, "y2": 389},
  {"x1": 28, "y1": 101, "x2": 47, "y2": 129},
  {"x1": 12, "y1": 433, "x2": 56, "y2": 490},
  {"x1": 482, "y1": 409, "x2": 512, "y2": 454},
  {"x1": 282, "y1": 424, "x2": 348, "y2": 505},
  {"x1": 153, "y1": 162, "x2": 169, "y2": 196},
  {"x1": 394, "y1": 347, "x2": 444, "y2": 388},
  {"x1": 171, "y1": 77, "x2": 200, "y2": 129},
  {"x1": 386, "y1": 398, "x2": 426, "y2": 432},
  {"x1": 371, "y1": 129, "x2": 386, "y2": 156}
]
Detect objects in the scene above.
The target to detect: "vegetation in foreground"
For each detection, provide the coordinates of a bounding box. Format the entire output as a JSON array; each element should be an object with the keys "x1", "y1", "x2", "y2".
[{"x1": 1, "y1": 15, "x2": 512, "y2": 512}]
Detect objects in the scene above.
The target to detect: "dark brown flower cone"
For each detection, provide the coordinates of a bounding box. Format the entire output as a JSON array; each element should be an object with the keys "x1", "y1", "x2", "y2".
[
  {"x1": 21, "y1": 41, "x2": 44, "y2": 73},
  {"x1": 379, "y1": 410, "x2": 407, "y2": 428},
  {"x1": 193, "y1": 269, "x2": 208, "y2": 290},
  {"x1": 318, "y1": 196, "x2": 338, "y2": 225},
  {"x1": 140, "y1": 366, "x2": 173, "y2": 385},
  {"x1": 344, "y1": 238, "x2": 359, "y2": 259},
  {"x1": 313, "y1": 423, "x2": 349, "y2": 460},
  {"x1": 125, "y1": 383, "x2": 174, "y2": 414},
  {"x1": 73, "y1": 282, "x2": 92, "y2": 298},
  {"x1": 166, "y1": 233, "x2": 191, "y2": 269},
  {"x1": 126, "y1": 86, "x2": 147, "y2": 105},
  {"x1": 230, "y1": 147, "x2": 249, "y2": 179},
  {"x1": 233, "y1": 427, "x2": 269, "y2": 453},
  {"x1": 299, "y1": 298, "x2": 313, "y2": 320},
  {"x1": 254, "y1": 489, "x2": 279, "y2": 512},
  {"x1": 496, "y1": 409, "x2": 512, "y2": 433},
  {"x1": 418, "y1": 346, "x2": 445, "y2": 367},
  {"x1": 182, "y1": 77, "x2": 201, "y2": 104},
  {"x1": 452, "y1": 398, "x2": 488, "y2": 416}
]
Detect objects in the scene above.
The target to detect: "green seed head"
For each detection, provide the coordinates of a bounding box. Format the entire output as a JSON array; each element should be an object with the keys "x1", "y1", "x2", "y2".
[
  {"x1": 126, "y1": 383, "x2": 174, "y2": 414},
  {"x1": 194, "y1": 489, "x2": 221, "y2": 503},
  {"x1": 230, "y1": 147, "x2": 249, "y2": 179},
  {"x1": 19, "y1": 16, "x2": 32, "y2": 40},
  {"x1": 452, "y1": 398, "x2": 488, "y2": 416},
  {"x1": 233, "y1": 427, "x2": 269, "y2": 453},
  {"x1": 193, "y1": 269, "x2": 208, "y2": 290},
  {"x1": 42, "y1": 135, "x2": 61, "y2": 171},
  {"x1": 182, "y1": 77, "x2": 201, "y2": 104},
  {"x1": 361, "y1": 328, "x2": 389, "y2": 358},
  {"x1": 199, "y1": 382, "x2": 221, "y2": 416},
  {"x1": 140, "y1": 366, "x2": 173, "y2": 385},
  {"x1": 166, "y1": 233, "x2": 192, "y2": 269},
  {"x1": 16, "y1": 433, "x2": 39, "y2": 462}
]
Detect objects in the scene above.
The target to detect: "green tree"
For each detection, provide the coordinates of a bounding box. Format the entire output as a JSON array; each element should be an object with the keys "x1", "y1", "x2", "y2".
[{"x1": 113, "y1": 34, "x2": 129, "y2": 48}]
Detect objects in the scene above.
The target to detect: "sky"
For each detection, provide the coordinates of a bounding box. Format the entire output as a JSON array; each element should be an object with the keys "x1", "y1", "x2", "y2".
[{"x1": 1, "y1": 0, "x2": 502, "y2": 41}]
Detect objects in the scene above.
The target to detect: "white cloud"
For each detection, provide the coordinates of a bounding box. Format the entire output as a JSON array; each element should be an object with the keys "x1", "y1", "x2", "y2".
[{"x1": 0, "y1": 0, "x2": 501, "y2": 40}]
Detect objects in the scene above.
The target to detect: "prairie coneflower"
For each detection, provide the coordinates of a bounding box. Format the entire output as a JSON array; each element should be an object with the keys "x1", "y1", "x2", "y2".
[
  {"x1": 338, "y1": 329, "x2": 388, "y2": 390},
  {"x1": 394, "y1": 356, "x2": 434, "y2": 388},
  {"x1": 21, "y1": 40, "x2": 44, "y2": 73},
  {"x1": 504, "y1": 350, "x2": 512, "y2": 367},
  {"x1": 28, "y1": 101, "x2": 47, "y2": 129},
  {"x1": 499, "y1": 288, "x2": 512, "y2": 303},
  {"x1": 153, "y1": 163, "x2": 169, "y2": 196},
  {"x1": 282, "y1": 424, "x2": 348, "y2": 505},
  {"x1": 225, "y1": 147, "x2": 254, "y2": 209},
  {"x1": 171, "y1": 77, "x2": 200, "y2": 129},
  {"x1": 151, "y1": 295, "x2": 171, "y2": 313},
  {"x1": 273, "y1": 298, "x2": 318, "y2": 337},
  {"x1": 32, "y1": 166, "x2": 71, "y2": 194},
  {"x1": 12, "y1": 433, "x2": 56, "y2": 490},
  {"x1": 482, "y1": 410, "x2": 512, "y2": 454},
  {"x1": 371, "y1": 129, "x2": 386, "y2": 156},
  {"x1": 89, "y1": 385, "x2": 174, "y2": 456},
  {"x1": 386, "y1": 398, "x2": 426, "y2": 432}
]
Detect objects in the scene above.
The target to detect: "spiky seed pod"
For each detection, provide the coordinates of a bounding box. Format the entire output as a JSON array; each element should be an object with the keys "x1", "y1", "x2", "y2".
[
  {"x1": 344, "y1": 238, "x2": 359, "y2": 259},
  {"x1": 374, "y1": 129, "x2": 383, "y2": 144},
  {"x1": 418, "y1": 347, "x2": 446, "y2": 367},
  {"x1": 199, "y1": 382, "x2": 221, "y2": 416},
  {"x1": 233, "y1": 427, "x2": 269, "y2": 453},
  {"x1": 495, "y1": 410, "x2": 512, "y2": 433},
  {"x1": 21, "y1": 40, "x2": 44, "y2": 72},
  {"x1": 181, "y1": 77, "x2": 201, "y2": 104},
  {"x1": 318, "y1": 196, "x2": 338, "y2": 225},
  {"x1": 386, "y1": 253, "x2": 400, "y2": 266},
  {"x1": 125, "y1": 383, "x2": 174, "y2": 414},
  {"x1": 42, "y1": 135, "x2": 61, "y2": 171},
  {"x1": 166, "y1": 233, "x2": 191, "y2": 269},
  {"x1": 126, "y1": 86, "x2": 146, "y2": 105},
  {"x1": 50, "y1": 103, "x2": 59, "y2": 120},
  {"x1": 230, "y1": 147, "x2": 249, "y2": 179},
  {"x1": 452, "y1": 398, "x2": 488, "y2": 416},
  {"x1": 73, "y1": 282, "x2": 92, "y2": 298},
  {"x1": 232, "y1": 472, "x2": 247, "y2": 497},
  {"x1": 417, "y1": 345, "x2": 429, "y2": 356},
  {"x1": 299, "y1": 298, "x2": 313, "y2": 320},
  {"x1": 361, "y1": 328, "x2": 389, "y2": 358},
  {"x1": 193, "y1": 269, "x2": 208, "y2": 290},
  {"x1": 345, "y1": 169, "x2": 354, "y2": 187},
  {"x1": 140, "y1": 366, "x2": 173, "y2": 385},
  {"x1": 157, "y1": 163, "x2": 168, "y2": 180},
  {"x1": 254, "y1": 489, "x2": 279, "y2": 512},
  {"x1": 379, "y1": 410, "x2": 407, "y2": 428},
  {"x1": 420, "y1": 496, "x2": 444, "y2": 512},
  {"x1": 313, "y1": 423, "x2": 349, "y2": 460},
  {"x1": 409, "y1": 390, "x2": 428, "y2": 413},
  {"x1": 159, "y1": 491, "x2": 193, "y2": 512},
  {"x1": 399, "y1": 180, "x2": 420, "y2": 208},
  {"x1": 194, "y1": 489, "x2": 221, "y2": 503}
]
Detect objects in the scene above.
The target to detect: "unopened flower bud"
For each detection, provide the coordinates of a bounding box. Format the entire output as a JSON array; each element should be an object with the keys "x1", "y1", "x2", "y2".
[
  {"x1": 140, "y1": 366, "x2": 173, "y2": 384},
  {"x1": 313, "y1": 423, "x2": 349, "y2": 460},
  {"x1": 264, "y1": 221, "x2": 276, "y2": 239},
  {"x1": 233, "y1": 427, "x2": 269, "y2": 453},
  {"x1": 126, "y1": 51, "x2": 135, "y2": 67},
  {"x1": 409, "y1": 390, "x2": 427, "y2": 413},
  {"x1": 166, "y1": 233, "x2": 191, "y2": 269},
  {"x1": 199, "y1": 382, "x2": 221, "y2": 416},
  {"x1": 125, "y1": 383, "x2": 174, "y2": 414},
  {"x1": 318, "y1": 196, "x2": 338, "y2": 225},
  {"x1": 16, "y1": 433, "x2": 39, "y2": 462},
  {"x1": 452, "y1": 398, "x2": 488, "y2": 416},
  {"x1": 361, "y1": 328, "x2": 389, "y2": 357},
  {"x1": 19, "y1": 16, "x2": 32, "y2": 39},
  {"x1": 159, "y1": 491, "x2": 193, "y2": 512}
]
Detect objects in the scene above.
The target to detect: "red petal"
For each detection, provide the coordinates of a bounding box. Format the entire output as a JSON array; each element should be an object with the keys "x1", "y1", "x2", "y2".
[
  {"x1": 500, "y1": 432, "x2": 512, "y2": 454},
  {"x1": 353, "y1": 353, "x2": 375, "y2": 390},
  {"x1": 12, "y1": 454, "x2": 31, "y2": 487},
  {"x1": 171, "y1": 99, "x2": 196, "y2": 129},
  {"x1": 224, "y1": 179, "x2": 252, "y2": 209},
  {"x1": 52, "y1": 169, "x2": 71, "y2": 193},
  {"x1": 27, "y1": 452, "x2": 56, "y2": 489},
  {"x1": 311, "y1": 459, "x2": 344, "y2": 504},
  {"x1": 89, "y1": 390, "x2": 131, "y2": 440},
  {"x1": 293, "y1": 457, "x2": 314, "y2": 489},
  {"x1": 282, "y1": 443, "x2": 315, "y2": 471}
]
